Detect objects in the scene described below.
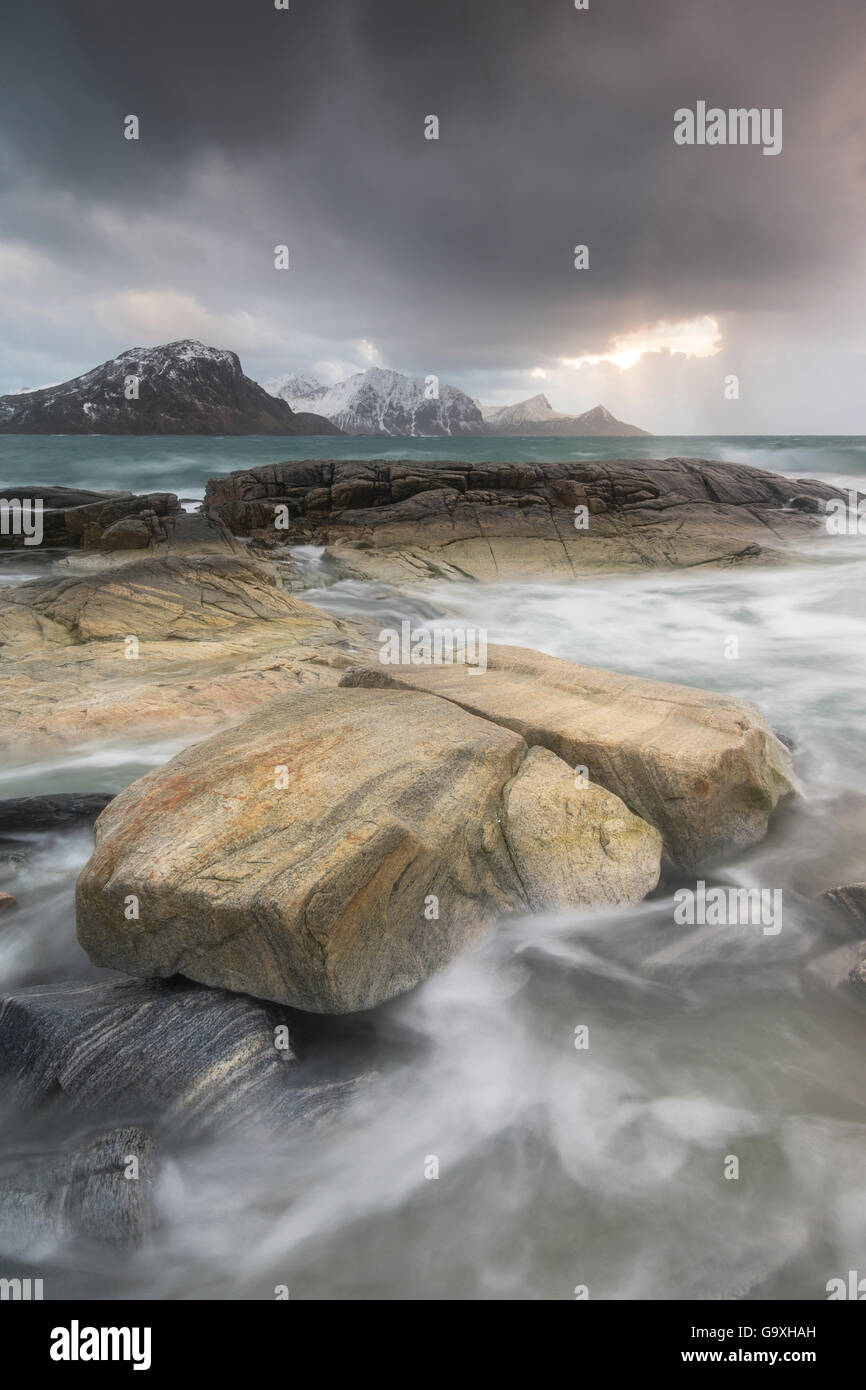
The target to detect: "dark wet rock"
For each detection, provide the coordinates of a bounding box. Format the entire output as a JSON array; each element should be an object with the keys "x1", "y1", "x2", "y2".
[
  {"x1": 802, "y1": 941, "x2": 866, "y2": 1008},
  {"x1": 0, "y1": 977, "x2": 366, "y2": 1139},
  {"x1": 202, "y1": 456, "x2": 844, "y2": 578},
  {"x1": 0, "y1": 486, "x2": 131, "y2": 511},
  {"x1": 0, "y1": 486, "x2": 182, "y2": 550},
  {"x1": 64, "y1": 492, "x2": 180, "y2": 547},
  {"x1": 0, "y1": 793, "x2": 115, "y2": 835},
  {"x1": 849, "y1": 952, "x2": 866, "y2": 997},
  {"x1": 79, "y1": 506, "x2": 245, "y2": 559},
  {"x1": 818, "y1": 883, "x2": 866, "y2": 939},
  {"x1": 787, "y1": 494, "x2": 823, "y2": 513},
  {"x1": 0, "y1": 1126, "x2": 158, "y2": 1253},
  {"x1": 0, "y1": 487, "x2": 130, "y2": 548}
]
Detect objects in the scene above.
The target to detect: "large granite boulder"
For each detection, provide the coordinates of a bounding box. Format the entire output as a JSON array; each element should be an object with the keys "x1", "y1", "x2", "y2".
[
  {"x1": 75, "y1": 685, "x2": 662, "y2": 1013},
  {"x1": 340, "y1": 644, "x2": 795, "y2": 868},
  {"x1": 502, "y1": 746, "x2": 662, "y2": 910}
]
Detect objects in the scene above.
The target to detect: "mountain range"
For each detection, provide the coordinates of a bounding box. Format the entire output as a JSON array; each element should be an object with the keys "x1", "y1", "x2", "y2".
[
  {"x1": 265, "y1": 368, "x2": 649, "y2": 436},
  {"x1": 0, "y1": 341, "x2": 649, "y2": 436},
  {"x1": 263, "y1": 367, "x2": 486, "y2": 435}
]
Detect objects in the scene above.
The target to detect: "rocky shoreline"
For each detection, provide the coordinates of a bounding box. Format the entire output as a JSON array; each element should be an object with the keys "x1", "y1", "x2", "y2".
[
  {"x1": 1, "y1": 453, "x2": 864, "y2": 1262},
  {"x1": 203, "y1": 455, "x2": 843, "y2": 580}
]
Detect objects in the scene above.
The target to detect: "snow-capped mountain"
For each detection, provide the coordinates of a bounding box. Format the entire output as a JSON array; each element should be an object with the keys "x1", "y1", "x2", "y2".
[
  {"x1": 263, "y1": 372, "x2": 325, "y2": 403},
  {"x1": 264, "y1": 366, "x2": 485, "y2": 436},
  {"x1": 482, "y1": 393, "x2": 561, "y2": 428},
  {"x1": 481, "y1": 394, "x2": 650, "y2": 436},
  {"x1": 0, "y1": 341, "x2": 342, "y2": 435}
]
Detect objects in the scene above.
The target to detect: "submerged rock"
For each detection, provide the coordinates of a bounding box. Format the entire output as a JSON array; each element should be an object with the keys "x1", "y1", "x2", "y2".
[
  {"x1": 802, "y1": 942, "x2": 866, "y2": 1010},
  {"x1": 0, "y1": 976, "x2": 359, "y2": 1137},
  {"x1": 75, "y1": 684, "x2": 662, "y2": 1012},
  {"x1": 340, "y1": 644, "x2": 795, "y2": 869},
  {"x1": 818, "y1": 883, "x2": 866, "y2": 938},
  {"x1": 0, "y1": 1126, "x2": 158, "y2": 1253},
  {"x1": 0, "y1": 793, "x2": 114, "y2": 834}
]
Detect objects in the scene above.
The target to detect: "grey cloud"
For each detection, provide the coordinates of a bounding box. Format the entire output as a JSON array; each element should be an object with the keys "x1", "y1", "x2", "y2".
[{"x1": 1, "y1": 0, "x2": 865, "y2": 427}]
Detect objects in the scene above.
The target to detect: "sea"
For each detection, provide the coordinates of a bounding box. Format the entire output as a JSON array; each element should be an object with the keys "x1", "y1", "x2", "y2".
[{"x1": 1, "y1": 434, "x2": 865, "y2": 1300}]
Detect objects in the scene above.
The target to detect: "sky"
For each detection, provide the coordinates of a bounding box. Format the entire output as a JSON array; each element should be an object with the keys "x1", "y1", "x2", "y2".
[{"x1": 1, "y1": 0, "x2": 865, "y2": 432}]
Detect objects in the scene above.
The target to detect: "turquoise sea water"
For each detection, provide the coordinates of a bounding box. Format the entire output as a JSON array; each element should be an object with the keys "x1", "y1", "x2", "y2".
[{"x1": 1, "y1": 433, "x2": 866, "y2": 496}]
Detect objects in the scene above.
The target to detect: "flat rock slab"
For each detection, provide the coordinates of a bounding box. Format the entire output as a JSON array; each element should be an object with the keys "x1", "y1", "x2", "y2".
[
  {"x1": 0, "y1": 554, "x2": 330, "y2": 643},
  {"x1": 0, "y1": 977, "x2": 357, "y2": 1138},
  {"x1": 75, "y1": 685, "x2": 661, "y2": 1012},
  {"x1": 340, "y1": 644, "x2": 795, "y2": 869},
  {"x1": 0, "y1": 551, "x2": 356, "y2": 755}
]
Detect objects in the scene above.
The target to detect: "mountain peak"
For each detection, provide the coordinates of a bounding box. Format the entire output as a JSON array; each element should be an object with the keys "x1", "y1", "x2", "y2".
[
  {"x1": 265, "y1": 364, "x2": 485, "y2": 436},
  {"x1": 0, "y1": 341, "x2": 341, "y2": 436}
]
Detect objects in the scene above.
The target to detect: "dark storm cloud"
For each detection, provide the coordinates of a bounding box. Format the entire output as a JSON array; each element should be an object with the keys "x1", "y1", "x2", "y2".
[{"x1": 2, "y1": 0, "x2": 866, "y2": 424}]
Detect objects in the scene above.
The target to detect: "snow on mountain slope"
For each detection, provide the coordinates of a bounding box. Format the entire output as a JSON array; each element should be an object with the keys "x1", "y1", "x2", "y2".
[
  {"x1": 481, "y1": 394, "x2": 650, "y2": 436},
  {"x1": 264, "y1": 366, "x2": 485, "y2": 436},
  {"x1": 482, "y1": 393, "x2": 561, "y2": 426},
  {"x1": 263, "y1": 372, "x2": 324, "y2": 404},
  {"x1": 0, "y1": 341, "x2": 342, "y2": 435}
]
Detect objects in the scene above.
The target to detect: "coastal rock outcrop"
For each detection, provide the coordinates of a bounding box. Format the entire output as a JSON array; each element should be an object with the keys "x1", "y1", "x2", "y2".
[
  {"x1": 0, "y1": 550, "x2": 356, "y2": 753},
  {"x1": 202, "y1": 456, "x2": 844, "y2": 578},
  {"x1": 340, "y1": 644, "x2": 796, "y2": 868},
  {"x1": 0, "y1": 554, "x2": 329, "y2": 643},
  {"x1": 75, "y1": 685, "x2": 662, "y2": 1012},
  {"x1": 0, "y1": 486, "x2": 180, "y2": 549}
]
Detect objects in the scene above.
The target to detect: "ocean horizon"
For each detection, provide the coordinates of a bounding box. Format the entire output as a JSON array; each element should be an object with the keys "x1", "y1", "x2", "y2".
[{"x1": 4, "y1": 433, "x2": 866, "y2": 498}]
